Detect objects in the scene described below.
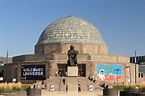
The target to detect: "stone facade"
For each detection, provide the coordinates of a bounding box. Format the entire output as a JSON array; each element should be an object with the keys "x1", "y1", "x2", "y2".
[
  {"x1": 4, "y1": 53, "x2": 138, "y2": 84},
  {"x1": 35, "y1": 43, "x2": 108, "y2": 55},
  {"x1": 3, "y1": 16, "x2": 138, "y2": 85}
]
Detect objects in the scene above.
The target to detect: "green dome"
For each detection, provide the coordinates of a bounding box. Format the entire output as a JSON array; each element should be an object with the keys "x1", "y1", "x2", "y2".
[{"x1": 36, "y1": 16, "x2": 107, "y2": 45}]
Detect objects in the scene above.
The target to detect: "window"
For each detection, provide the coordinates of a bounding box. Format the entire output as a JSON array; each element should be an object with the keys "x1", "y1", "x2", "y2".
[{"x1": 139, "y1": 72, "x2": 144, "y2": 78}]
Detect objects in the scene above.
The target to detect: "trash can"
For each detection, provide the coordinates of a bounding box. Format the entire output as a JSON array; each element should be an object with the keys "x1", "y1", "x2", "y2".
[
  {"x1": 103, "y1": 88, "x2": 118, "y2": 96},
  {"x1": 26, "y1": 89, "x2": 41, "y2": 96}
]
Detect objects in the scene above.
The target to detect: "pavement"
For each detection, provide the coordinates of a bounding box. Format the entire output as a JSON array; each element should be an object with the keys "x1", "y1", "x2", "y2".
[{"x1": 41, "y1": 90, "x2": 103, "y2": 96}]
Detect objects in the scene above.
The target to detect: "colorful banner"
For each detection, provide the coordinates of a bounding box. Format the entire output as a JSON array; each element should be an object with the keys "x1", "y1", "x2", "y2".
[{"x1": 97, "y1": 64, "x2": 122, "y2": 80}]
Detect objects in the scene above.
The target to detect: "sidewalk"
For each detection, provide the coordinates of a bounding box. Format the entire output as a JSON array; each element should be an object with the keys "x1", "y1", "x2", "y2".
[{"x1": 41, "y1": 90, "x2": 103, "y2": 96}]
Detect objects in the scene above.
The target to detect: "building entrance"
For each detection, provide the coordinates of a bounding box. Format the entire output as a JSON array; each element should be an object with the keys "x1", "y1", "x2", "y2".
[
  {"x1": 57, "y1": 64, "x2": 86, "y2": 77},
  {"x1": 78, "y1": 64, "x2": 86, "y2": 77},
  {"x1": 58, "y1": 64, "x2": 67, "y2": 76}
]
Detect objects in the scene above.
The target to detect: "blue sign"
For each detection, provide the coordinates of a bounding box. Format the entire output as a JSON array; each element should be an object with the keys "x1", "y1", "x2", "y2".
[{"x1": 97, "y1": 64, "x2": 122, "y2": 80}]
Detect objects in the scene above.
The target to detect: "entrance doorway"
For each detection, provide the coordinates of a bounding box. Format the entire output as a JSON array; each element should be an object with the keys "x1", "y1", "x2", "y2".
[
  {"x1": 58, "y1": 64, "x2": 67, "y2": 77},
  {"x1": 78, "y1": 64, "x2": 86, "y2": 77}
]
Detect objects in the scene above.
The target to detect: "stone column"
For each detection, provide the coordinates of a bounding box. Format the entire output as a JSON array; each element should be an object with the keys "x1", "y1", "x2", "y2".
[{"x1": 49, "y1": 61, "x2": 57, "y2": 77}]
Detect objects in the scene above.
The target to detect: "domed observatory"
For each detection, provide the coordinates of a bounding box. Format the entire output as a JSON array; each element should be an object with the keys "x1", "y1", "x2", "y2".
[
  {"x1": 4, "y1": 16, "x2": 137, "y2": 86},
  {"x1": 35, "y1": 16, "x2": 108, "y2": 54}
]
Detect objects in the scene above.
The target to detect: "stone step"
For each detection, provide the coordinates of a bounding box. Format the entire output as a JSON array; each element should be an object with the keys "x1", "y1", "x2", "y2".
[{"x1": 34, "y1": 77, "x2": 106, "y2": 91}]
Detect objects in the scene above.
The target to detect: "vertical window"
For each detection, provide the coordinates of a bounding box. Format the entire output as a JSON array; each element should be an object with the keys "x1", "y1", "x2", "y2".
[
  {"x1": 139, "y1": 72, "x2": 144, "y2": 78},
  {"x1": 139, "y1": 73, "x2": 140, "y2": 78},
  {"x1": 141, "y1": 73, "x2": 144, "y2": 78}
]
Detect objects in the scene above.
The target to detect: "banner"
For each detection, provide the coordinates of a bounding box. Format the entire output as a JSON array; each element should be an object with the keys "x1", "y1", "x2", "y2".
[
  {"x1": 21, "y1": 65, "x2": 45, "y2": 80},
  {"x1": 97, "y1": 64, "x2": 122, "y2": 80}
]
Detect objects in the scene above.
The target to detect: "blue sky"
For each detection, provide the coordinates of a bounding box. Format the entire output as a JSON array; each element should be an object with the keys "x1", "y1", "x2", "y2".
[{"x1": 0, "y1": 0, "x2": 145, "y2": 57}]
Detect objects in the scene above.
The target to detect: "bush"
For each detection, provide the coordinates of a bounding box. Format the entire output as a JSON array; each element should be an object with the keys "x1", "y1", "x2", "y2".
[
  {"x1": 0, "y1": 82, "x2": 30, "y2": 93},
  {"x1": 113, "y1": 85, "x2": 125, "y2": 91},
  {"x1": 113, "y1": 84, "x2": 139, "y2": 92}
]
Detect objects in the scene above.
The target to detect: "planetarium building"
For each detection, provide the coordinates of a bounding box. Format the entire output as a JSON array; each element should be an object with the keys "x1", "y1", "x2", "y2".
[{"x1": 4, "y1": 16, "x2": 138, "y2": 90}]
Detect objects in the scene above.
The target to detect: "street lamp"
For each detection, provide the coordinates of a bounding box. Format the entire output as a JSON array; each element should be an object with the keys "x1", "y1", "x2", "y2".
[{"x1": 135, "y1": 51, "x2": 137, "y2": 84}]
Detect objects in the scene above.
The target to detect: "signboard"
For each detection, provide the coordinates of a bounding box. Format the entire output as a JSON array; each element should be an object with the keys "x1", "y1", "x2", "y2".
[
  {"x1": 89, "y1": 85, "x2": 93, "y2": 91},
  {"x1": 50, "y1": 85, "x2": 55, "y2": 91},
  {"x1": 0, "y1": 77, "x2": 3, "y2": 81},
  {"x1": 21, "y1": 65, "x2": 45, "y2": 80},
  {"x1": 97, "y1": 64, "x2": 122, "y2": 80}
]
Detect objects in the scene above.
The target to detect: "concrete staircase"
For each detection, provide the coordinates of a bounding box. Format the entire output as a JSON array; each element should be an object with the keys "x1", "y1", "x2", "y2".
[
  {"x1": 78, "y1": 77, "x2": 104, "y2": 91},
  {"x1": 41, "y1": 77, "x2": 104, "y2": 91}
]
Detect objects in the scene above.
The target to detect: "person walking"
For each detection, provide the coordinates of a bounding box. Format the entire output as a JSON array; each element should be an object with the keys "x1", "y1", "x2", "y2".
[{"x1": 78, "y1": 84, "x2": 81, "y2": 92}]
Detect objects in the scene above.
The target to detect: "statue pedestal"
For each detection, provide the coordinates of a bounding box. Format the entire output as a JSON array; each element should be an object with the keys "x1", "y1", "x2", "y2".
[
  {"x1": 67, "y1": 66, "x2": 78, "y2": 96},
  {"x1": 67, "y1": 66, "x2": 78, "y2": 77},
  {"x1": 67, "y1": 77, "x2": 78, "y2": 92}
]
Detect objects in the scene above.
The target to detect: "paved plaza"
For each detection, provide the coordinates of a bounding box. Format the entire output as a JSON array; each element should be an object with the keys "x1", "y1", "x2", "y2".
[{"x1": 41, "y1": 90, "x2": 103, "y2": 96}]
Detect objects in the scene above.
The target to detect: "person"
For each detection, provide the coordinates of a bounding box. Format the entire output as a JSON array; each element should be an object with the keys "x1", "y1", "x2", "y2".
[
  {"x1": 27, "y1": 86, "x2": 31, "y2": 89},
  {"x1": 67, "y1": 45, "x2": 79, "y2": 66},
  {"x1": 127, "y1": 77, "x2": 130, "y2": 84},
  {"x1": 93, "y1": 77, "x2": 96, "y2": 83},
  {"x1": 42, "y1": 84, "x2": 45, "y2": 89},
  {"x1": 66, "y1": 85, "x2": 68, "y2": 92},
  {"x1": 78, "y1": 84, "x2": 81, "y2": 92},
  {"x1": 65, "y1": 71, "x2": 67, "y2": 76},
  {"x1": 63, "y1": 78, "x2": 65, "y2": 85},
  {"x1": 58, "y1": 72, "x2": 61, "y2": 77},
  {"x1": 88, "y1": 74, "x2": 91, "y2": 80},
  {"x1": 33, "y1": 85, "x2": 36, "y2": 89},
  {"x1": 44, "y1": 82, "x2": 47, "y2": 90},
  {"x1": 55, "y1": 70, "x2": 58, "y2": 77},
  {"x1": 36, "y1": 85, "x2": 40, "y2": 89}
]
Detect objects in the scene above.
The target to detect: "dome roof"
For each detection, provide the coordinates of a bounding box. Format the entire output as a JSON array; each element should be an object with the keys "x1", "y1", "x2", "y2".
[{"x1": 36, "y1": 16, "x2": 107, "y2": 45}]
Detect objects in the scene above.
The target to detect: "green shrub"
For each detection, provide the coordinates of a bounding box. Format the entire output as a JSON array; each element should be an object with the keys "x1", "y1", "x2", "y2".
[
  {"x1": 113, "y1": 84, "x2": 140, "y2": 92},
  {"x1": 113, "y1": 85, "x2": 125, "y2": 91}
]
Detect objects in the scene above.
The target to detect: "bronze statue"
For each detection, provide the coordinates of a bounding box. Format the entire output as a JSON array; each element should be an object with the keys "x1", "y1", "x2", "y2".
[{"x1": 67, "y1": 45, "x2": 79, "y2": 66}]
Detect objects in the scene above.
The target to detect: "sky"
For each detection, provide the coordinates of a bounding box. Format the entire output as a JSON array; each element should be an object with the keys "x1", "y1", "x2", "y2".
[{"x1": 0, "y1": 0, "x2": 145, "y2": 57}]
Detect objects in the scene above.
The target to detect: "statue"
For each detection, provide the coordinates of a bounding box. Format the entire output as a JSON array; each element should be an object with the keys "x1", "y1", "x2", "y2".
[{"x1": 67, "y1": 45, "x2": 79, "y2": 66}]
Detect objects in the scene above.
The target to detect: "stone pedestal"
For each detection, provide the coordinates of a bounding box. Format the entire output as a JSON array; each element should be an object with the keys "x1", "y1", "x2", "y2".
[
  {"x1": 67, "y1": 66, "x2": 78, "y2": 96},
  {"x1": 67, "y1": 77, "x2": 78, "y2": 96},
  {"x1": 67, "y1": 66, "x2": 78, "y2": 76}
]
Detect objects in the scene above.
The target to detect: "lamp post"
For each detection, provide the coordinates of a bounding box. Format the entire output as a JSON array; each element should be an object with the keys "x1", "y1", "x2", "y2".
[
  {"x1": 15, "y1": 65, "x2": 17, "y2": 82},
  {"x1": 135, "y1": 51, "x2": 137, "y2": 84}
]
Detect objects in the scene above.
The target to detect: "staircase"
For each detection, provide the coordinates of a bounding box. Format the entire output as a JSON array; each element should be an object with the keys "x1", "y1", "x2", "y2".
[
  {"x1": 34, "y1": 77, "x2": 106, "y2": 91},
  {"x1": 78, "y1": 77, "x2": 104, "y2": 91},
  {"x1": 45, "y1": 77, "x2": 105, "y2": 91}
]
